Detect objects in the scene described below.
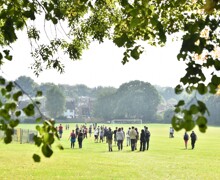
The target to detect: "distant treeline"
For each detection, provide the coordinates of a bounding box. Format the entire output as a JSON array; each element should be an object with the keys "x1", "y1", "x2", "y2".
[{"x1": 13, "y1": 76, "x2": 220, "y2": 126}]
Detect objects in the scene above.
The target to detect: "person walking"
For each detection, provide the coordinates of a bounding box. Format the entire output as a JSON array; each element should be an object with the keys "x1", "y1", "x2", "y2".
[
  {"x1": 78, "y1": 130, "x2": 84, "y2": 149},
  {"x1": 126, "y1": 127, "x2": 131, "y2": 146},
  {"x1": 140, "y1": 129, "x2": 146, "y2": 151},
  {"x1": 106, "y1": 128, "x2": 113, "y2": 152},
  {"x1": 113, "y1": 127, "x2": 118, "y2": 145},
  {"x1": 89, "y1": 124, "x2": 92, "y2": 137},
  {"x1": 183, "y1": 131, "x2": 189, "y2": 149},
  {"x1": 94, "y1": 128, "x2": 99, "y2": 142},
  {"x1": 116, "y1": 128, "x2": 124, "y2": 151},
  {"x1": 190, "y1": 131, "x2": 197, "y2": 149},
  {"x1": 99, "y1": 129, "x2": 104, "y2": 143},
  {"x1": 169, "y1": 127, "x2": 174, "y2": 138},
  {"x1": 129, "y1": 126, "x2": 137, "y2": 151},
  {"x1": 58, "y1": 124, "x2": 63, "y2": 138},
  {"x1": 144, "y1": 126, "x2": 151, "y2": 150},
  {"x1": 134, "y1": 128, "x2": 139, "y2": 150},
  {"x1": 68, "y1": 130, "x2": 76, "y2": 149}
]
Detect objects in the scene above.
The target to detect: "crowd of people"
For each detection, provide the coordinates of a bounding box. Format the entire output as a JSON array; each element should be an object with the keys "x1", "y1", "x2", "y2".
[
  {"x1": 90, "y1": 125, "x2": 151, "y2": 152},
  {"x1": 58, "y1": 123, "x2": 198, "y2": 151}
]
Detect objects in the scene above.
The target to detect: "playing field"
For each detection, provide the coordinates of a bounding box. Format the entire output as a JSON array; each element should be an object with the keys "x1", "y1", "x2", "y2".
[{"x1": 0, "y1": 123, "x2": 220, "y2": 180}]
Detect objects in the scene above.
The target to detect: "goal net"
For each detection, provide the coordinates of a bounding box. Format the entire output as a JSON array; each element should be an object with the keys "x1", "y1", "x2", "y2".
[{"x1": 111, "y1": 119, "x2": 142, "y2": 124}]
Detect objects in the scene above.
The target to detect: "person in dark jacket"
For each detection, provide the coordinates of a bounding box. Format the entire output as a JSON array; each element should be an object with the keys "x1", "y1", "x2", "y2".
[
  {"x1": 106, "y1": 128, "x2": 113, "y2": 152},
  {"x1": 183, "y1": 132, "x2": 189, "y2": 149},
  {"x1": 144, "y1": 126, "x2": 151, "y2": 150},
  {"x1": 190, "y1": 131, "x2": 197, "y2": 149},
  {"x1": 139, "y1": 129, "x2": 146, "y2": 151},
  {"x1": 78, "y1": 130, "x2": 84, "y2": 149}
]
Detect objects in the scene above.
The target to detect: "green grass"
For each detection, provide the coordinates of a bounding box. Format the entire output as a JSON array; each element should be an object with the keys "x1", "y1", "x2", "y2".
[{"x1": 0, "y1": 124, "x2": 220, "y2": 180}]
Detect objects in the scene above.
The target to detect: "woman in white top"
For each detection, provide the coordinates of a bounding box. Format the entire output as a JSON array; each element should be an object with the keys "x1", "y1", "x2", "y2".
[{"x1": 116, "y1": 128, "x2": 124, "y2": 150}]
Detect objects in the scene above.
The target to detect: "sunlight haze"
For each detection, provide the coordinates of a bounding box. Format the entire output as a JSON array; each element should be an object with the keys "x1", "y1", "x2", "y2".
[{"x1": 1, "y1": 35, "x2": 186, "y2": 88}]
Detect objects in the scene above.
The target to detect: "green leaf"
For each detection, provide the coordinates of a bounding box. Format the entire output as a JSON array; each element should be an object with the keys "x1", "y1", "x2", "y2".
[
  {"x1": 15, "y1": 111, "x2": 21, "y2": 117},
  {"x1": 176, "y1": 100, "x2": 185, "y2": 107},
  {"x1": 42, "y1": 144, "x2": 53, "y2": 158},
  {"x1": 1, "y1": 88, "x2": 6, "y2": 96},
  {"x1": 6, "y1": 82, "x2": 13, "y2": 92},
  {"x1": 175, "y1": 85, "x2": 183, "y2": 94},
  {"x1": 184, "y1": 119, "x2": 195, "y2": 131},
  {"x1": 35, "y1": 117, "x2": 42, "y2": 123},
  {"x1": 0, "y1": 109, "x2": 11, "y2": 120},
  {"x1": 9, "y1": 119, "x2": 19, "y2": 128},
  {"x1": 23, "y1": 10, "x2": 35, "y2": 20},
  {"x1": 214, "y1": 60, "x2": 220, "y2": 70},
  {"x1": 33, "y1": 135, "x2": 42, "y2": 147},
  {"x1": 211, "y1": 75, "x2": 220, "y2": 86},
  {"x1": 189, "y1": 104, "x2": 199, "y2": 114},
  {"x1": 43, "y1": 133, "x2": 54, "y2": 144},
  {"x1": 2, "y1": 18, "x2": 17, "y2": 43},
  {"x1": 197, "y1": 100, "x2": 208, "y2": 114},
  {"x1": 5, "y1": 102, "x2": 17, "y2": 111},
  {"x1": 171, "y1": 115, "x2": 183, "y2": 131},
  {"x1": 113, "y1": 33, "x2": 128, "y2": 47},
  {"x1": 4, "y1": 135, "x2": 12, "y2": 144},
  {"x1": 33, "y1": 154, "x2": 41, "y2": 162},
  {"x1": 197, "y1": 83, "x2": 207, "y2": 95},
  {"x1": 206, "y1": 44, "x2": 214, "y2": 52},
  {"x1": 35, "y1": 101, "x2": 41, "y2": 105},
  {"x1": 196, "y1": 116, "x2": 207, "y2": 133},
  {"x1": 36, "y1": 91, "x2": 43, "y2": 97},
  {"x1": 52, "y1": 18, "x2": 58, "y2": 24},
  {"x1": 130, "y1": 47, "x2": 140, "y2": 60},
  {"x1": 4, "y1": 129, "x2": 13, "y2": 144},
  {"x1": 13, "y1": 91, "x2": 23, "y2": 101},
  {"x1": 174, "y1": 107, "x2": 181, "y2": 113},
  {"x1": 130, "y1": 17, "x2": 142, "y2": 28},
  {"x1": 22, "y1": 104, "x2": 35, "y2": 116},
  {"x1": 208, "y1": 83, "x2": 217, "y2": 94},
  {"x1": 0, "y1": 78, "x2": 5, "y2": 85}
]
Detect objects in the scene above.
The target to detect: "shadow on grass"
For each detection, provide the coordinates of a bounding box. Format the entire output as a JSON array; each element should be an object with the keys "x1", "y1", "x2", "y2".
[
  {"x1": 180, "y1": 148, "x2": 194, "y2": 150},
  {"x1": 100, "y1": 149, "x2": 147, "y2": 153}
]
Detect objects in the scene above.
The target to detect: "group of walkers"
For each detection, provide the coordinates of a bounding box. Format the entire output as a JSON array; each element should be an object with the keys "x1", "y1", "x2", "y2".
[
  {"x1": 101, "y1": 126, "x2": 151, "y2": 152},
  {"x1": 59, "y1": 123, "x2": 198, "y2": 151},
  {"x1": 183, "y1": 131, "x2": 197, "y2": 149},
  {"x1": 59, "y1": 124, "x2": 88, "y2": 149},
  {"x1": 68, "y1": 129, "x2": 84, "y2": 149}
]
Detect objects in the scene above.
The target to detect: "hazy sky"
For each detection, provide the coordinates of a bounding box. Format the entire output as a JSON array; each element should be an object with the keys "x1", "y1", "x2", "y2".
[{"x1": 1, "y1": 33, "x2": 186, "y2": 88}]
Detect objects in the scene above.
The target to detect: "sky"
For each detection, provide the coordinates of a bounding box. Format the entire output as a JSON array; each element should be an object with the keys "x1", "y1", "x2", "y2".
[{"x1": 1, "y1": 32, "x2": 187, "y2": 89}]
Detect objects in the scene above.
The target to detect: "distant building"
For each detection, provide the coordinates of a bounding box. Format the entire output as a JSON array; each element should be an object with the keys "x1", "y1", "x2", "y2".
[
  {"x1": 77, "y1": 96, "x2": 93, "y2": 117},
  {"x1": 64, "y1": 100, "x2": 75, "y2": 119},
  {"x1": 17, "y1": 96, "x2": 46, "y2": 118}
]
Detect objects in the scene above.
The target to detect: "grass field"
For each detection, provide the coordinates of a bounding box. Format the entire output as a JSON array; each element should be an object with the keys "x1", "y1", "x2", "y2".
[{"x1": 0, "y1": 123, "x2": 220, "y2": 180}]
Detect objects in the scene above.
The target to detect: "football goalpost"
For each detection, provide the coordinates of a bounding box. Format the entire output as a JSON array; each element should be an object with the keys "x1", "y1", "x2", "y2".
[{"x1": 111, "y1": 119, "x2": 142, "y2": 124}]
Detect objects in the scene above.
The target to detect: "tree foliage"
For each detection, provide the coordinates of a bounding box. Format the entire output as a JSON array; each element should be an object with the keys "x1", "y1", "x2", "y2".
[
  {"x1": 205, "y1": 95, "x2": 220, "y2": 125},
  {"x1": 15, "y1": 76, "x2": 38, "y2": 96},
  {"x1": 115, "y1": 80, "x2": 161, "y2": 122},
  {"x1": 93, "y1": 80, "x2": 160, "y2": 122},
  {"x1": 92, "y1": 87, "x2": 117, "y2": 119},
  {"x1": 45, "y1": 85, "x2": 66, "y2": 118},
  {"x1": 1, "y1": 0, "x2": 220, "y2": 161}
]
